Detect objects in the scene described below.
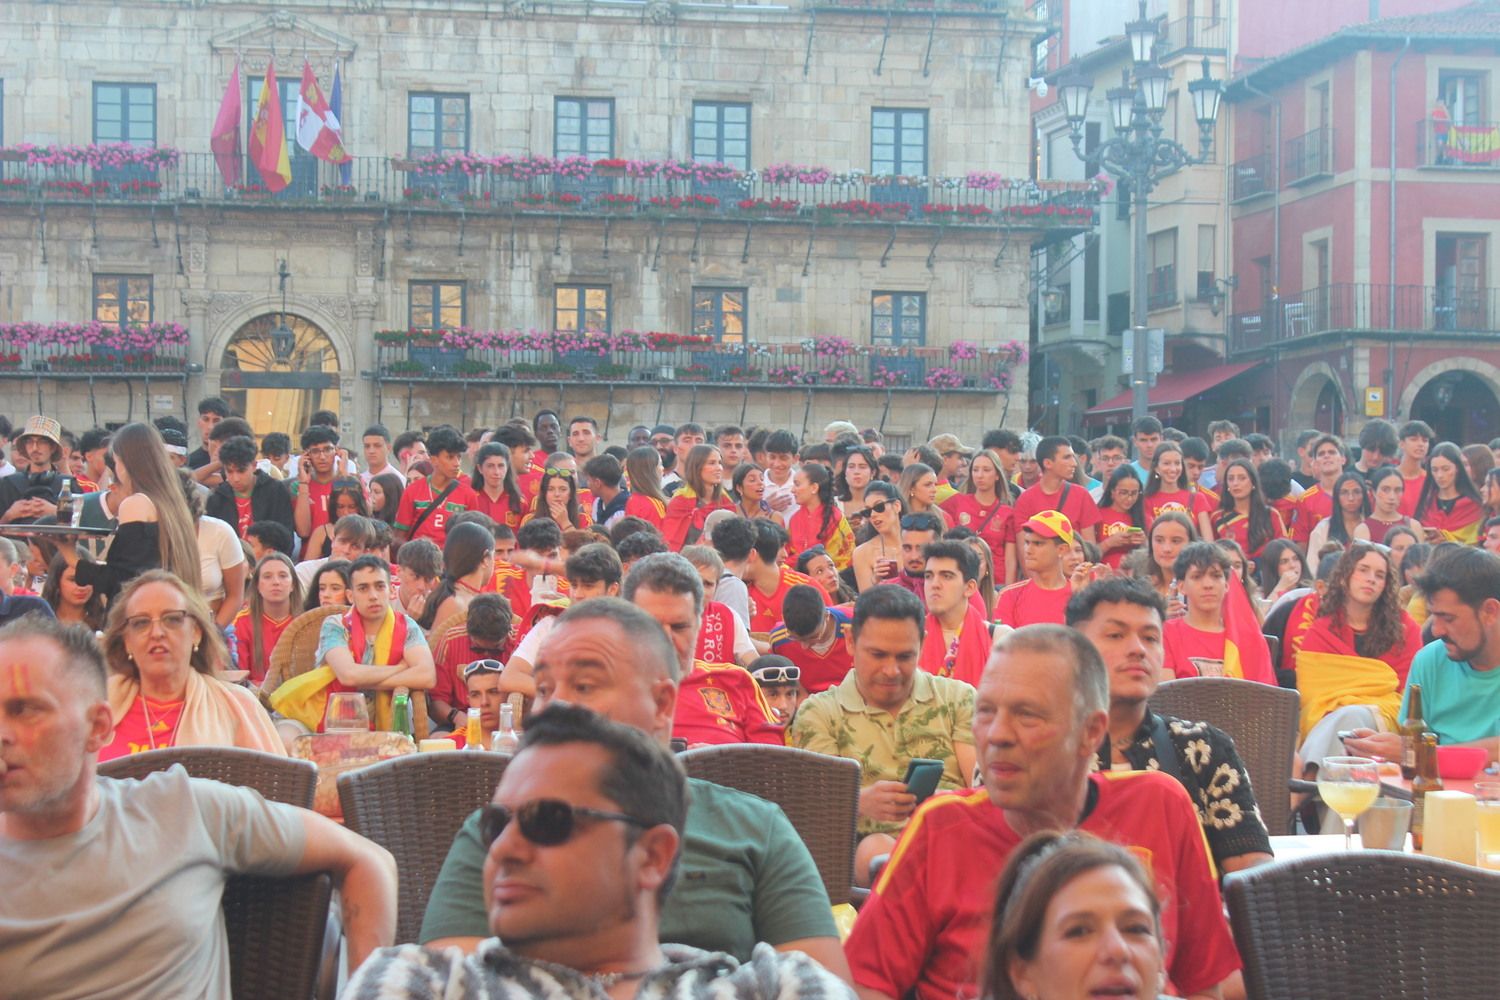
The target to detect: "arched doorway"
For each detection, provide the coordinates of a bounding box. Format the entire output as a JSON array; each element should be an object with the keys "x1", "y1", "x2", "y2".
[
  {"x1": 1412, "y1": 371, "x2": 1500, "y2": 444},
  {"x1": 220, "y1": 315, "x2": 340, "y2": 438},
  {"x1": 1313, "y1": 380, "x2": 1344, "y2": 434}
]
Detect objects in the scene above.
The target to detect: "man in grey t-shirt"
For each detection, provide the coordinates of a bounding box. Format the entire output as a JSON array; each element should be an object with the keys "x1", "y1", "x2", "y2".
[{"x1": 0, "y1": 616, "x2": 399, "y2": 999}]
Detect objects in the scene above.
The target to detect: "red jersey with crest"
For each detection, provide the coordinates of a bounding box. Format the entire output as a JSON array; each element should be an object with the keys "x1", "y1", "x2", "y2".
[
  {"x1": 939, "y1": 493, "x2": 1014, "y2": 561},
  {"x1": 671, "y1": 660, "x2": 784, "y2": 746},
  {"x1": 395, "y1": 475, "x2": 478, "y2": 547}
]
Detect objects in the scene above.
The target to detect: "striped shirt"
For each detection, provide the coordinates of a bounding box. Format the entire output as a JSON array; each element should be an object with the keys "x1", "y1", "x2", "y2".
[{"x1": 343, "y1": 941, "x2": 855, "y2": 1000}]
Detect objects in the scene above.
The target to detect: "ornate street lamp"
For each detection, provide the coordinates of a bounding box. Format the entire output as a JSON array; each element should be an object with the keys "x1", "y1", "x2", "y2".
[
  {"x1": 270, "y1": 259, "x2": 295, "y2": 362},
  {"x1": 1060, "y1": 0, "x2": 1223, "y2": 422}
]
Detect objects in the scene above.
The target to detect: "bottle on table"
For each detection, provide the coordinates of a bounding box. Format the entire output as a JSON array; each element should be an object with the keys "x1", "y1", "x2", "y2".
[
  {"x1": 1400, "y1": 684, "x2": 1426, "y2": 780},
  {"x1": 392, "y1": 690, "x2": 413, "y2": 740},
  {"x1": 465, "y1": 706, "x2": 484, "y2": 750},
  {"x1": 492, "y1": 703, "x2": 520, "y2": 754},
  {"x1": 56, "y1": 477, "x2": 73, "y2": 525},
  {"x1": 1411, "y1": 730, "x2": 1444, "y2": 852}
]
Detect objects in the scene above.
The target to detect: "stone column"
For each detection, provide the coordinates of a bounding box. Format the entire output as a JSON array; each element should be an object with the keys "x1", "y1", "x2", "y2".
[
  {"x1": 350, "y1": 295, "x2": 380, "y2": 433},
  {"x1": 180, "y1": 289, "x2": 213, "y2": 410}
]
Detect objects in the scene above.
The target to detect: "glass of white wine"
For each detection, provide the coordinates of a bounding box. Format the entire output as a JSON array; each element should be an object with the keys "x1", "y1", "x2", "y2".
[{"x1": 1319, "y1": 756, "x2": 1381, "y2": 850}]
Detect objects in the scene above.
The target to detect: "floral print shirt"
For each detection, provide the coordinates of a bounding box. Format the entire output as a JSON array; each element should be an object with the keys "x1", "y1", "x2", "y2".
[{"x1": 1094, "y1": 711, "x2": 1273, "y2": 869}]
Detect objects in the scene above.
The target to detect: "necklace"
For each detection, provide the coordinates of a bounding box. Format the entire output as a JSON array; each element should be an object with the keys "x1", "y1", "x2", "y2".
[{"x1": 140, "y1": 694, "x2": 182, "y2": 751}]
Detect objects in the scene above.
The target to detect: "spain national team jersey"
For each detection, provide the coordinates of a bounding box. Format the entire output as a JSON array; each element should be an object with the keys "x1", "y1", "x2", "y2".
[
  {"x1": 770, "y1": 605, "x2": 855, "y2": 693},
  {"x1": 845, "y1": 771, "x2": 1239, "y2": 1000},
  {"x1": 748, "y1": 566, "x2": 823, "y2": 634},
  {"x1": 671, "y1": 660, "x2": 785, "y2": 746},
  {"x1": 994, "y1": 578, "x2": 1071, "y2": 627},
  {"x1": 395, "y1": 475, "x2": 478, "y2": 546}
]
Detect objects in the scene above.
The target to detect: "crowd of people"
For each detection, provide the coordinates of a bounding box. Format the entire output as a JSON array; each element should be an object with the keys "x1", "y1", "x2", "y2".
[{"x1": 3, "y1": 399, "x2": 1500, "y2": 999}]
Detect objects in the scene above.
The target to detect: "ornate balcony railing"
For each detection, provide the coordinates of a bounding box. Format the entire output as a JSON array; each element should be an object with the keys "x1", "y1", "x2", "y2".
[
  {"x1": 0, "y1": 322, "x2": 191, "y2": 375},
  {"x1": 1416, "y1": 117, "x2": 1500, "y2": 169},
  {"x1": 0, "y1": 152, "x2": 1101, "y2": 233},
  {"x1": 373, "y1": 331, "x2": 1028, "y2": 392},
  {"x1": 1157, "y1": 16, "x2": 1228, "y2": 57},
  {"x1": 1228, "y1": 283, "x2": 1500, "y2": 356}
]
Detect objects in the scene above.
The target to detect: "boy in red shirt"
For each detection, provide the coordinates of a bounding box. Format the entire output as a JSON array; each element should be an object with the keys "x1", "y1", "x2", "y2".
[
  {"x1": 394, "y1": 426, "x2": 478, "y2": 549},
  {"x1": 995, "y1": 511, "x2": 1074, "y2": 627}
]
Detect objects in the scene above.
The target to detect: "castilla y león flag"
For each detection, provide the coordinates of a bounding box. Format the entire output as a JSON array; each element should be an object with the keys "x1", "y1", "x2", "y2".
[
  {"x1": 209, "y1": 62, "x2": 242, "y2": 187},
  {"x1": 295, "y1": 60, "x2": 351, "y2": 164},
  {"x1": 248, "y1": 62, "x2": 293, "y2": 192}
]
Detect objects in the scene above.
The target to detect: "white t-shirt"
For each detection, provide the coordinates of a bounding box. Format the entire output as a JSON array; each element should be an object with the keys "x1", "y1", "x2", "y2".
[
  {"x1": 361, "y1": 464, "x2": 406, "y2": 487},
  {"x1": 0, "y1": 768, "x2": 305, "y2": 1000},
  {"x1": 763, "y1": 467, "x2": 800, "y2": 520},
  {"x1": 509, "y1": 615, "x2": 557, "y2": 669},
  {"x1": 197, "y1": 515, "x2": 247, "y2": 605}
]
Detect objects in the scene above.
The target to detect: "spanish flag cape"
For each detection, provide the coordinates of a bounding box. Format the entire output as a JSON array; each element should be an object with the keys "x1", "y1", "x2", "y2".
[
  {"x1": 1220, "y1": 571, "x2": 1276, "y2": 685},
  {"x1": 1420, "y1": 494, "x2": 1484, "y2": 544},
  {"x1": 918, "y1": 601, "x2": 993, "y2": 686},
  {"x1": 269, "y1": 607, "x2": 407, "y2": 732},
  {"x1": 1291, "y1": 613, "x2": 1402, "y2": 741},
  {"x1": 787, "y1": 503, "x2": 856, "y2": 571}
]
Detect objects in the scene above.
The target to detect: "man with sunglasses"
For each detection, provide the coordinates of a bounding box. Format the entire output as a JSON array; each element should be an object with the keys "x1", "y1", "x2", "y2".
[
  {"x1": 353, "y1": 702, "x2": 851, "y2": 998},
  {"x1": 748, "y1": 654, "x2": 805, "y2": 724},
  {"x1": 419, "y1": 598, "x2": 851, "y2": 983}
]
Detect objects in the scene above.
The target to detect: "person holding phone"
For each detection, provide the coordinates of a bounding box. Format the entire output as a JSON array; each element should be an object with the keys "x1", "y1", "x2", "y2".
[
  {"x1": 788, "y1": 585, "x2": 975, "y2": 885},
  {"x1": 1096, "y1": 465, "x2": 1147, "y2": 572},
  {"x1": 850, "y1": 482, "x2": 904, "y2": 592}
]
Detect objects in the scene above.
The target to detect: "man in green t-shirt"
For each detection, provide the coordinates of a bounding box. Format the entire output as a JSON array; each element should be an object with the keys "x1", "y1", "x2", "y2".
[{"x1": 418, "y1": 597, "x2": 850, "y2": 983}]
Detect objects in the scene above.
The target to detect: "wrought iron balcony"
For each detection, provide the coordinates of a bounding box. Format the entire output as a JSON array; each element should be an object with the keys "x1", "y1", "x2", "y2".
[
  {"x1": 1416, "y1": 117, "x2": 1500, "y2": 169},
  {"x1": 0, "y1": 154, "x2": 1101, "y2": 235},
  {"x1": 1156, "y1": 16, "x2": 1228, "y2": 58},
  {"x1": 1231, "y1": 152, "x2": 1273, "y2": 202},
  {"x1": 0, "y1": 325, "x2": 191, "y2": 377},
  {"x1": 1284, "y1": 127, "x2": 1334, "y2": 185},
  {"x1": 372, "y1": 332, "x2": 1027, "y2": 393},
  {"x1": 1228, "y1": 283, "x2": 1500, "y2": 356}
]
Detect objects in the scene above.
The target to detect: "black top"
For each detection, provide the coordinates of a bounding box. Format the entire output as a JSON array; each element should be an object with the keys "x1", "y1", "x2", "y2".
[
  {"x1": 0, "y1": 470, "x2": 63, "y2": 523},
  {"x1": 73, "y1": 521, "x2": 161, "y2": 600},
  {"x1": 187, "y1": 447, "x2": 211, "y2": 470},
  {"x1": 1094, "y1": 710, "x2": 1274, "y2": 868}
]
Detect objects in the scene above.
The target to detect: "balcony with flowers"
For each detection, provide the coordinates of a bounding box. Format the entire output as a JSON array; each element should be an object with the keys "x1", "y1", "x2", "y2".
[
  {"x1": 0, "y1": 145, "x2": 1103, "y2": 240},
  {"x1": 373, "y1": 327, "x2": 1028, "y2": 393},
  {"x1": 0, "y1": 321, "x2": 191, "y2": 375}
]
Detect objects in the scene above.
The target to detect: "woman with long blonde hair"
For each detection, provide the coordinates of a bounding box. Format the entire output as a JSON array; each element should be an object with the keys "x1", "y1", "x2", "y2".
[{"x1": 64, "y1": 422, "x2": 202, "y2": 598}]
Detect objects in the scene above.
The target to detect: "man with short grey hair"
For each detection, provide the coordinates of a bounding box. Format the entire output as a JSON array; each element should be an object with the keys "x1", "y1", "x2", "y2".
[
  {"x1": 419, "y1": 597, "x2": 851, "y2": 982},
  {"x1": 623, "y1": 553, "x2": 781, "y2": 745},
  {"x1": 844, "y1": 624, "x2": 1239, "y2": 1000},
  {"x1": 0, "y1": 537, "x2": 52, "y2": 626}
]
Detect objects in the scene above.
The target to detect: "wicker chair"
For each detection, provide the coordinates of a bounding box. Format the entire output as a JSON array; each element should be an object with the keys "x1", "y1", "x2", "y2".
[
  {"x1": 96, "y1": 747, "x2": 330, "y2": 999},
  {"x1": 337, "y1": 751, "x2": 512, "y2": 944},
  {"x1": 98, "y1": 746, "x2": 317, "y2": 807},
  {"x1": 1225, "y1": 853, "x2": 1500, "y2": 999},
  {"x1": 1150, "y1": 676, "x2": 1300, "y2": 835},
  {"x1": 679, "y1": 744, "x2": 859, "y2": 905}
]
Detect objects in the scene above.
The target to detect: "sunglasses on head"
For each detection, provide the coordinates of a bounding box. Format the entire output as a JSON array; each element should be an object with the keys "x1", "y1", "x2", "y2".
[
  {"x1": 462, "y1": 658, "x2": 504, "y2": 678},
  {"x1": 479, "y1": 799, "x2": 649, "y2": 848},
  {"x1": 548, "y1": 467, "x2": 575, "y2": 479},
  {"x1": 752, "y1": 664, "x2": 801, "y2": 684}
]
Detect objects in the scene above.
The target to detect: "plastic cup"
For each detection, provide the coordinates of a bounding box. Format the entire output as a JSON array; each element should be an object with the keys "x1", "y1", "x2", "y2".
[
  {"x1": 1358, "y1": 797, "x2": 1413, "y2": 851},
  {"x1": 1476, "y1": 782, "x2": 1500, "y2": 870}
]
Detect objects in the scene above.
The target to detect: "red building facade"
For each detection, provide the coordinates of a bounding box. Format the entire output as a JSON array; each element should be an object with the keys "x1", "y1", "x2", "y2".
[{"x1": 1225, "y1": 2, "x2": 1500, "y2": 446}]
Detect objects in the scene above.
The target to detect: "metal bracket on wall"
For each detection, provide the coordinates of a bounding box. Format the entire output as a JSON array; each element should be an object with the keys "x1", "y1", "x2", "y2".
[
  {"x1": 993, "y1": 229, "x2": 1011, "y2": 269},
  {"x1": 37, "y1": 202, "x2": 47, "y2": 266},
  {"x1": 739, "y1": 385, "x2": 750, "y2": 425},
  {"x1": 878, "y1": 389, "x2": 893, "y2": 431},
  {"x1": 377, "y1": 209, "x2": 389, "y2": 279},
  {"x1": 603, "y1": 384, "x2": 616, "y2": 438},
  {"x1": 651, "y1": 218, "x2": 666, "y2": 272},
  {"x1": 995, "y1": 12, "x2": 1010, "y2": 84},
  {"x1": 89, "y1": 201, "x2": 100, "y2": 255},
  {"x1": 457, "y1": 205, "x2": 467, "y2": 257},
  {"x1": 801, "y1": 225, "x2": 817, "y2": 277},
  {"x1": 149, "y1": 204, "x2": 160, "y2": 248},
  {"x1": 403, "y1": 206, "x2": 413, "y2": 250},
  {"x1": 602, "y1": 215, "x2": 613, "y2": 259},
  {"x1": 922, "y1": 8, "x2": 938, "y2": 77},
  {"x1": 926, "y1": 225, "x2": 943, "y2": 270},
  {"x1": 800, "y1": 389, "x2": 814, "y2": 440},
  {"x1": 741, "y1": 222, "x2": 752, "y2": 264},
  {"x1": 174, "y1": 204, "x2": 185, "y2": 276},
  {"x1": 803, "y1": 7, "x2": 817, "y2": 76},
  {"x1": 689, "y1": 220, "x2": 703, "y2": 263},
  {"x1": 875, "y1": 8, "x2": 894, "y2": 75},
  {"x1": 553, "y1": 213, "x2": 563, "y2": 256},
  {"x1": 508, "y1": 211, "x2": 518, "y2": 269},
  {"x1": 880, "y1": 225, "x2": 897, "y2": 268}
]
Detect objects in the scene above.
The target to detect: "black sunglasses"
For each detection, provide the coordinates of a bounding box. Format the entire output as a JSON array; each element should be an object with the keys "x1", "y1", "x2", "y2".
[
  {"x1": 480, "y1": 799, "x2": 650, "y2": 847},
  {"x1": 862, "y1": 499, "x2": 900, "y2": 517},
  {"x1": 462, "y1": 658, "x2": 505, "y2": 678}
]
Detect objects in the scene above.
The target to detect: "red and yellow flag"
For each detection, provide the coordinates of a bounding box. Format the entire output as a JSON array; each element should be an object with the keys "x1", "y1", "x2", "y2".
[{"x1": 247, "y1": 62, "x2": 292, "y2": 192}]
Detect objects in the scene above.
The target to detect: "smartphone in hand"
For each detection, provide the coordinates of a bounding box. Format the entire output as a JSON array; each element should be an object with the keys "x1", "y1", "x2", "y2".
[{"x1": 902, "y1": 758, "x2": 946, "y2": 804}]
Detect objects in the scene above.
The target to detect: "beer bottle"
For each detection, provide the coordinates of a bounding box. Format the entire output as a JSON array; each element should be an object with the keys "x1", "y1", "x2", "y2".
[
  {"x1": 1411, "y1": 731, "x2": 1443, "y2": 852},
  {"x1": 56, "y1": 477, "x2": 73, "y2": 526},
  {"x1": 391, "y1": 691, "x2": 413, "y2": 740},
  {"x1": 1400, "y1": 684, "x2": 1426, "y2": 780}
]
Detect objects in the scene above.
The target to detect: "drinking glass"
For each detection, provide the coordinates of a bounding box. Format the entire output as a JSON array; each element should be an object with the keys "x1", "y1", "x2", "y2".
[
  {"x1": 1476, "y1": 782, "x2": 1500, "y2": 870},
  {"x1": 1319, "y1": 755, "x2": 1381, "y2": 850},
  {"x1": 324, "y1": 691, "x2": 371, "y2": 732}
]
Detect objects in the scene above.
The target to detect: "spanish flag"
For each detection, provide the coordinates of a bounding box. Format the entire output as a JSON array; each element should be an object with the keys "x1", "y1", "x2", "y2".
[
  {"x1": 1222, "y1": 571, "x2": 1275, "y2": 685},
  {"x1": 247, "y1": 62, "x2": 293, "y2": 192}
]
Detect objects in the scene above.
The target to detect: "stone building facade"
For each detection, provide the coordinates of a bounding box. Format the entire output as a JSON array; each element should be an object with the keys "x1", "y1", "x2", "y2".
[{"x1": 0, "y1": 0, "x2": 1076, "y2": 447}]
